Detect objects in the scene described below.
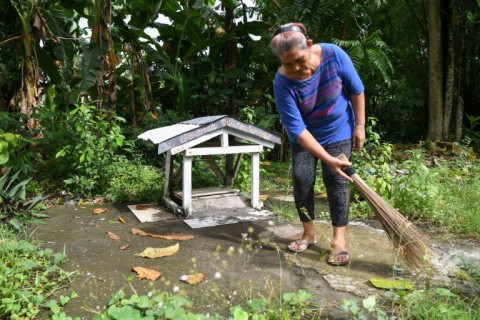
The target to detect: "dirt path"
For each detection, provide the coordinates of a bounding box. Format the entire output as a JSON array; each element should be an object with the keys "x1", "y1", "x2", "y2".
[{"x1": 32, "y1": 203, "x2": 480, "y2": 319}]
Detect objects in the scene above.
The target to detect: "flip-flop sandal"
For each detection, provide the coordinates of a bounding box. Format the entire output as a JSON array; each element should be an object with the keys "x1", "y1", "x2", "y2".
[
  {"x1": 327, "y1": 251, "x2": 350, "y2": 266},
  {"x1": 287, "y1": 238, "x2": 317, "y2": 253}
]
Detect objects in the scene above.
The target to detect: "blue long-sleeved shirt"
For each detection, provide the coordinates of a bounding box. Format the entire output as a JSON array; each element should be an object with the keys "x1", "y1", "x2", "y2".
[{"x1": 273, "y1": 43, "x2": 364, "y2": 146}]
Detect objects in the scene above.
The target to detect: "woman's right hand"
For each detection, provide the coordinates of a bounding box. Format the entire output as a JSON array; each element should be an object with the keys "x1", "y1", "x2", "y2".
[{"x1": 325, "y1": 156, "x2": 353, "y2": 182}]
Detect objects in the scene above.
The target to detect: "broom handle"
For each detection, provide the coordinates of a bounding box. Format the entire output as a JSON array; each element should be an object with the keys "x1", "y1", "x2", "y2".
[
  {"x1": 338, "y1": 154, "x2": 356, "y2": 177},
  {"x1": 337, "y1": 154, "x2": 370, "y2": 190}
]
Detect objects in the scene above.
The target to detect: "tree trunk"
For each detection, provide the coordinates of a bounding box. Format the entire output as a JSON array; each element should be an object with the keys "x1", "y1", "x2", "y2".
[
  {"x1": 443, "y1": 9, "x2": 455, "y2": 140},
  {"x1": 426, "y1": 0, "x2": 444, "y2": 143},
  {"x1": 9, "y1": 5, "x2": 42, "y2": 131},
  {"x1": 455, "y1": 7, "x2": 467, "y2": 141},
  {"x1": 223, "y1": 6, "x2": 237, "y2": 116}
]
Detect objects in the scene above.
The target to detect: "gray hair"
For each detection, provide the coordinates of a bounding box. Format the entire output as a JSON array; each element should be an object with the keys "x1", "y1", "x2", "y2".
[{"x1": 270, "y1": 28, "x2": 308, "y2": 56}]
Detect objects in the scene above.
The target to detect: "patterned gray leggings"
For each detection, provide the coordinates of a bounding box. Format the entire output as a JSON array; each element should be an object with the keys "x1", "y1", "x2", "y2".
[{"x1": 291, "y1": 139, "x2": 351, "y2": 227}]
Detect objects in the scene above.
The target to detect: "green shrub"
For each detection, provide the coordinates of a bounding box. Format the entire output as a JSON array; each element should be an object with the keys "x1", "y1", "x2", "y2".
[
  {"x1": 54, "y1": 102, "x2": 132, "y2": 197},
  {"x1": 105, "y1": 162, "x2": 164, "y2": 203}
]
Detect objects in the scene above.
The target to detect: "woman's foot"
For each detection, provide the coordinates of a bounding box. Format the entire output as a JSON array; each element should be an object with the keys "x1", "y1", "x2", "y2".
[
  {"x1": 328, "y1": 239, "x2": 349, "y2": 266},
  {"x1": 287, "y1": 236, "x2": 317, "y2": 253},
  {"x1": 327, "y1": 250, "x2": 350, "y2": 266}
]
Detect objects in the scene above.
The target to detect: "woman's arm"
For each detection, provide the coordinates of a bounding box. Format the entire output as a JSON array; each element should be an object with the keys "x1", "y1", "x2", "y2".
[{"x1": 350, "y1": 92, "x2": 365, "y2": 152}]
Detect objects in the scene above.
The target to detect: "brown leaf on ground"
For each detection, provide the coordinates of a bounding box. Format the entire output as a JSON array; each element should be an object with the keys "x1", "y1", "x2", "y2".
[
  {"x1": 132, "y1": 266, "x2": 162, "y2": 281},
  {"x1": 118, "y1": 216, "x2": 127, "y2": 224},
  {"x1": 149, "y1": 234, "x2": 194, "y2": 241},
  {"x1": 135, "y1": 204, "x2": 150, "y2": 210},
  {"x1": 131, "y1": 228, "x2": 194, "y2": 241},
  {"x1": 274, "y1": 177, "x2": 291, "y2": 184},
  {"x1": 259, "y1": 194, "x2": 269, "y2": 201},
  {"x1": 120, "y1": 244, "x2": 129, "y2": 250},
  {"x1": 107, "y1": 231, "x2": 120, "y2": 240},
  {"x1": 181, "y1": 273, "x2": 205, "y2": 285},
  {"x1": 131, "y1": 228, "x2": 149, "y2": 236},
  {"x1": 92, "y1": 208, "x2": 108, "y2": 215},
  {"x1": 135, "y1": 243, "x2": 179, "y2": 258}
]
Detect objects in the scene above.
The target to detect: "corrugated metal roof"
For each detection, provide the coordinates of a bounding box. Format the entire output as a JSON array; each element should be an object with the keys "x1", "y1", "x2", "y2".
[
  {"x1": 138, "y1": 115, "x2": 281, "y2": 154},
  {"x1": 138, "y1": 124, "x2": 199, "y2": 144},
  {"x1": 137, "y1": 115, "x2": 227, "y2": 145}
]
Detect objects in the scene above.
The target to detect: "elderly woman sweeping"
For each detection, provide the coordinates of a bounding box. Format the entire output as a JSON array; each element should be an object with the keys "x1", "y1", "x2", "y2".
[{"x1": 270, "y1": 22, "x2": 366, "y2": 266}]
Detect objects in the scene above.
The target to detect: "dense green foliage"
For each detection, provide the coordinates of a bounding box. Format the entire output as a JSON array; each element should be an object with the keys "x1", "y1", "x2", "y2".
[{"x1": 1, "y1": 0, "x2": 479, "y2": 197}]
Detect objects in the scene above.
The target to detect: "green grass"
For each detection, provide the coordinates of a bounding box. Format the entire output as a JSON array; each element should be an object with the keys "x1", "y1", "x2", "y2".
[
  {"x1": 431, "y1": 171, "x2": 480, "y2": 237},
  {"x1": 265, "y1": 197, "x2": 296, "y2": 221},
  {"x1": 394, "y1": 288, "x2": 480, "y2": 320}
]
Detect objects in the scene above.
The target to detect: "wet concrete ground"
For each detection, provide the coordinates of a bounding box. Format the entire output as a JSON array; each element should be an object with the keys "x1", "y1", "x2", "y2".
[{"x1": 32, "y1": 201, "x2": 480, "y2": 319}]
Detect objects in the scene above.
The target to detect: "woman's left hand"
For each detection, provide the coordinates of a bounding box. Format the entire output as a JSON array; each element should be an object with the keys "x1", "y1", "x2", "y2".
[{"x1": 352, "y1": 124, "x2": 365, "y2": 152}]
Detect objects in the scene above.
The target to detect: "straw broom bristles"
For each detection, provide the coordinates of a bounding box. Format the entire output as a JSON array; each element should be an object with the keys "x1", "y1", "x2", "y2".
[{"x1": 339, "y1": 155, "x2": 431, "y2": 270}]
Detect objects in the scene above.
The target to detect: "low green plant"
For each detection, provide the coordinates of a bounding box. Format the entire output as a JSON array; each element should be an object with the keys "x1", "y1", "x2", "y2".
[
  {"x1": 390, "y1": 149, "x2": 439, "y2": 218},
  {"x1": 458, "y1": 260, "x2": 480, "y2": 286},
  {"x1": 464, "y1": 114, "x2": 480, "y2": 149},
  {"x1": 341, "y1": 295, "x2": 390, "y2": 320},
  {"x1": 0, "y1": 168, "x2": 48, "y2": 231},
  {"x1": 233, "y1": 155, "x2": 253, "y2": 194},
  {"x1": 350, "y1": 117, "x2": 393, "y2": 219},
  {"x1": 92, "y1": 289, "x2": 219, "y2": 319},
  {"x1": 395, "y1": 288, "x2": 480, "y2": 319},
  {"x1": 0, "y1": 229, "x2": 78, "y2": 319},
  {"x1": 230, "y1": 289, "x2": 319, "y2": 319},
  {"x1": 93, "y1": 289, "x2": 320, "y2": 320},
  {"x1": 351, "y1": 117, "x2": 394, "y2": 198}
]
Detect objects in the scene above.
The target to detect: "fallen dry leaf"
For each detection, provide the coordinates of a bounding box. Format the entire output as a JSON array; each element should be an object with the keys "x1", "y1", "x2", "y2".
[
  {"x1": 135, "y1": 204, "x2": 150, "y2": 210},
  {"x1": 135, "y1": 243, "x2": 179, "y2": 258},
  {"x1": 107, "y1": 231, "x2": 120, "y2": 240},
  {"x1": 259, "y1": 194, "x2": 269, "y2": 201},
  {"x1": 149, "y1": 234, "x2": 195, "y2": 241},
  {"x1": 92, "y1": 208, "x2": 108, "y2": 215},
  {"x1": 181, "y1": 273, "x2": 205, "y2": 285},
  {"x1": 118, "y1": 216, "x2": 127, "y2": 224},
  {"x1": 131, "y1": 228, "x2": 194, "y2": 241},
  {"x1": 132, "y1": 266, "x2": 162, "y2": 281},
  {"x1": 120, "y1": 244, "x2": 129, "y2": 250},
  {"x1": 131, "y1": 228, "x2": 149, "y2": 236},
  {"x1": 274, "y1": 177, "x2": 291, "y2": 184}
]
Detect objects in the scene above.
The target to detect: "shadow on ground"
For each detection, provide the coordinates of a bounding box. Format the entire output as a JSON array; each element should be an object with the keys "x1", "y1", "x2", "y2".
[{"x1": 32, "y1": 201, "x2": 480, "y2": 319}]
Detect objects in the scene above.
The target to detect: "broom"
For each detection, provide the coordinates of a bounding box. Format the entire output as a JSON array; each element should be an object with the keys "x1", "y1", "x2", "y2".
[{"x1": 338, "y1": 154, "x2": 431, "y2": 270}]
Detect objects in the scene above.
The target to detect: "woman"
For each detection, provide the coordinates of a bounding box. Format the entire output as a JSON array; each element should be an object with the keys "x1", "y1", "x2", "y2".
[{"x1": 271, "y1": 23, "x2": 365, "y2": 266}]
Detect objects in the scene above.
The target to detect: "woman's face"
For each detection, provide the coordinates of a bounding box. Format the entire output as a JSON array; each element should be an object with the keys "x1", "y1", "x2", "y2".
[{"x1": 279, "y1": 47, "x2": 312, "y2": 79}]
